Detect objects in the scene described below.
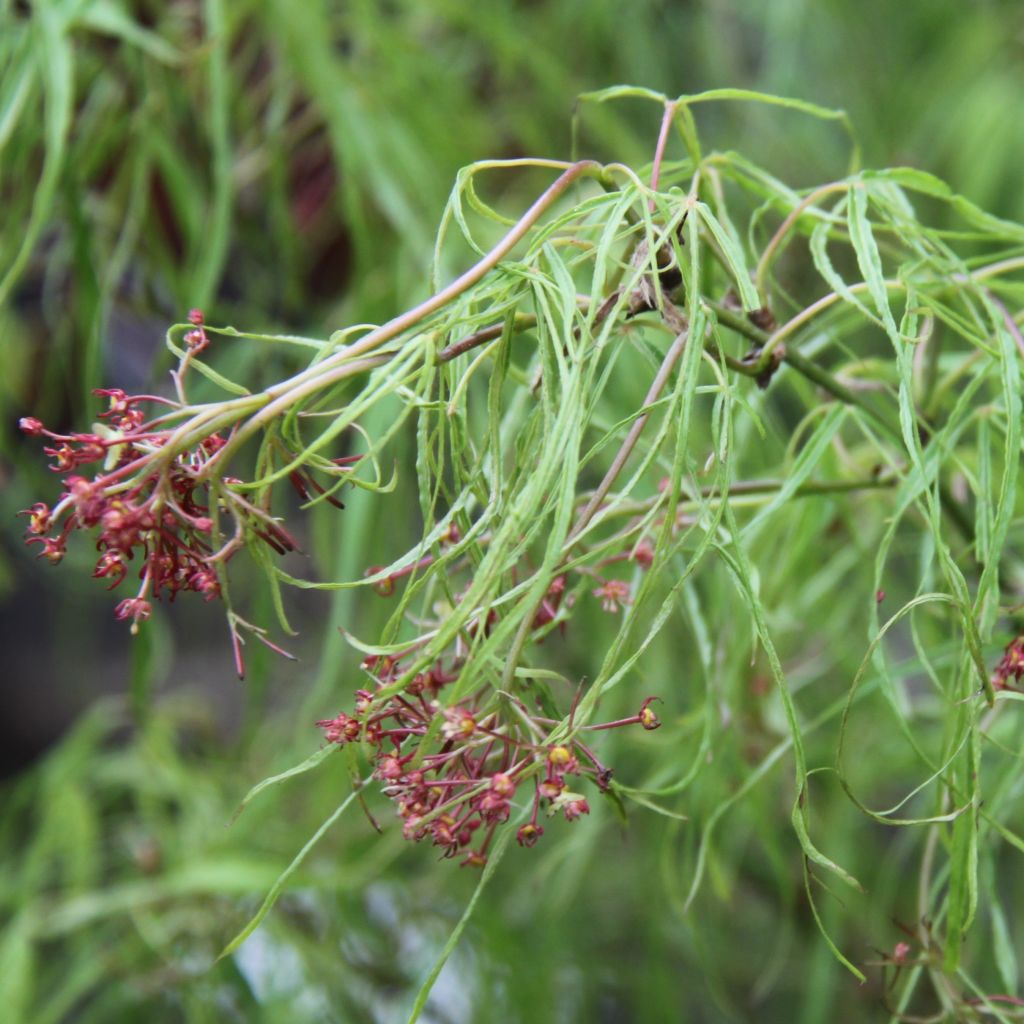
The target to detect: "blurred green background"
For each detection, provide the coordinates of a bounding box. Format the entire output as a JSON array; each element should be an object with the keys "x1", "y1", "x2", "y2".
[{"x1": 3, "y1": 1, "x2": 1024, "y2": 1021}]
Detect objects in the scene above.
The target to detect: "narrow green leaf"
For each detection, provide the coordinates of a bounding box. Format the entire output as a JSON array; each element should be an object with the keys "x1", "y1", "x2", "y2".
[
  {"x1": 406, "y1": 826, "x2": 512, "y2": 1023},
  {"x1": 218, "y1": 787, "x2": 361, "y2": 959},
  {"x1": 846, "y1": 182, "x2": 900, "y2": 344},
  {"x1": 697, "y1": 201, "x2": 760, "y2": 310},
  {"x1": 0, "y1": 7, "x2": 72, "y2": 306},
  {"x1": 230, "y1": 745, "x2": 341, "y2": 823}
]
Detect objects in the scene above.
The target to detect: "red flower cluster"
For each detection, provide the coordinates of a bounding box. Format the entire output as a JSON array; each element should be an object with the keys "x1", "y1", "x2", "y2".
[
  {"x1": 317, "y1": 652, "x2": 661, "y2": 866},
  {"x1": 18, "y1": 385, "x2": 297, "y2": 647}
]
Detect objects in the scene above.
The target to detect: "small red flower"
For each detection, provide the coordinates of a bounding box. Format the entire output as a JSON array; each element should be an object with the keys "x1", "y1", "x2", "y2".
[
  {"x1": 632, "y1": 540, "x2": 655, "y2": 568},
  {"x1": 638, "y1": 696, "x2": 662, "y2": 730},
  {"x1": 375, "y1": 755, "x2": 405, "y2": 781},
  {"x1": 488, "y1": 773, "x2": 516, "y2": 798},
  {"x1": 29, "y1": 535, "x2": 67, "y2": 564},
  {"x1": 440, "y1": 706, "x2": 476, "y2": 741},
  {"x1": 66, "y1": 476, "x2": 106, "y2": 526},
  {"x1": 93, "y1": 552, "x2": 127, "y2": 588},
  {"x1": 532, "y1": 574, "x2": 567, "y2": 629},
  {"x1": 538, "y1": 777, "x2": 565, "y2": 800},
  {"x1": 189, "y1": 568, "x2": 221, "y2": 600},
  {"x1": 114, "y1": 597, "x2": 152, "y2": 626},
  {"x1": 558, "y1": 794, "x2": 590, "y2": 822},
  {"x1": 593, "y1": 578, "x2": 631, "y2": 614},
  {"x1": 366, "y1": 566, "x2": 395, "y2": 596},
  {"x1": 516, "y1": 823, "x2": 544, "y2": 848},
  {"x1": 402, "y1": 816, "x2": 425, "y2": 841},
  {"x1": 19, "y1": 502, "x2": 52, "y2": 535},
  {"x1": 547, "y1": 745, "x2": 580, "y2": 774},
  {"x1": 45, "y1": 444, "x2": 78, "y2": 472},
  {"x1": 478, "y1": 781, "x2": 513, "y2": 822},
  {"x1": 317, "y1": 712, "x2": 362, "y2": 745},
  {"x1": 95, "y1": 388, "x2": 130, "y2": 415},
  {"x1": 99, "y1": 502, "x2": 151, "y2": 553}
]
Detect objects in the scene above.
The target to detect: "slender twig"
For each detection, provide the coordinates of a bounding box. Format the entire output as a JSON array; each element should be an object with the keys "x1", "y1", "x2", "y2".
[
  {"x1": 649, "y1": 101, "x2": 678, "y2": 201},
  {"x1": 581, "y1": 474, "x2": 898, "y2": 520},
  {"x1": 209, "y1": 161, "x2": 608, "y2": 470},
  {"x1": 438, "y1": 321, "x2": 521, "y2": 363},
  {"x1": 755, "y1": 180, "x2": 851, "y2": 295},
  {"x1": 709, "y1": 302, "x2": 980, "y2": 543},
  {"x1": 567, "y1": 311, "x2": 691, "y2": 545}
]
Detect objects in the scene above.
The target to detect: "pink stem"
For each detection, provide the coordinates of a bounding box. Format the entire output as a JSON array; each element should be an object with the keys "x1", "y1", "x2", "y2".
[{"x1": 649, "y1": 101, "x2": 678, "y2": 202}]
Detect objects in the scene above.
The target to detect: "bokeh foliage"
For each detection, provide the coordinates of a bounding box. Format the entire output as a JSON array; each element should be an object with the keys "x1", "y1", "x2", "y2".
[{"x1": 3, "y1": 2, "x2": 1024, "y2": 1022}]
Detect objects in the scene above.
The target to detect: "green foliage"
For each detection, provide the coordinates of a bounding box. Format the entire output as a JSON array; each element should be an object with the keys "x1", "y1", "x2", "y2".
[{"x1": 5, "y1": 4, "x2": 1024, "y2": 1023}]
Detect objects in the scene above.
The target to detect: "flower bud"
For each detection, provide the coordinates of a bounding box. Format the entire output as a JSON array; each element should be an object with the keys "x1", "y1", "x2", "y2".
[
  {"x1": 114, "y1": 597, "x2": 152, "y2": 625},
  {"x1": 440, "y1": 706, "x2": 476, "y2": 741},
  {"x1": 538, "y1": 777, "x2": 564, "y2": 800},
  {"x1": 632, "y1": 540, "x2": 655, "y2": 568},
  {"x1": 316, "y1": 712, "x2": 362, "y2": 745},
  {"x1": 376, "y1": 755, "x2": 404, "y2": 780},
  {"x1": 638, "y1": 697, "x2": 662, "y2": 731},
  {"x1": 489, "y1": 772, "x2": 516, "y2": 798},
  {"x1": 516, "y1": 823, "x2": 544, "y2": 848},
  {"x1": 21, "y1": 502, "x2": 52, "y2": 535},
  {"x1": 560, "y1": 795, "x2": 590, "y2": 822}
]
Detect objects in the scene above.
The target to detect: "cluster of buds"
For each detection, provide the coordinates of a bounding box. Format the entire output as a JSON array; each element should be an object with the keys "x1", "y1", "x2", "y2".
[
  {"x1": 992, "y1": 634, "x2": 1024, "y2": 691},
  {"x1": 317, "y1": 650, "x2": 662, "y2": 866}
]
